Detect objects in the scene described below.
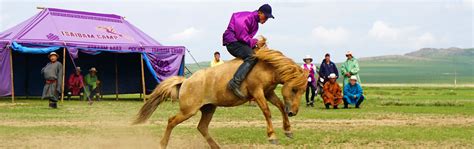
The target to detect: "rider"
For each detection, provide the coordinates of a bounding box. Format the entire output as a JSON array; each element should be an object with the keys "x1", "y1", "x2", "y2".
[{"x1": 223, "y1": 4, "x2": 274, "y2": 99}]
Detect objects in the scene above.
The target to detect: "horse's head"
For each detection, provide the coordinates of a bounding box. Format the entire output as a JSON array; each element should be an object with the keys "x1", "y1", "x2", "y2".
[
  {"x1": 281, "y1": 70, "x2": 309, "y2": 117},
  {"x1": 254, "y1": 45, "x2": 308, "y2": 117}
]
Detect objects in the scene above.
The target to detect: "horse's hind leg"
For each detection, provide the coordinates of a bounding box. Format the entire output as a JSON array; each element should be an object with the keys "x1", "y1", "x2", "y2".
[
  {"x1": 197, "y1": 104, "x2": 219, "y2": 149},
  {"x1": 267, "y1": 91, "x2": 293, "y2": 139},
  {"x1": 160, "y1": 107, "x2": 198, "y2": 148}
]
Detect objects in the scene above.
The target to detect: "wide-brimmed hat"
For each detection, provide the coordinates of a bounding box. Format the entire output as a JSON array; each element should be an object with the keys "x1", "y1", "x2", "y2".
[
  {"x1": 328, "y1": 73, "x2": 337, "y2": 79},
  {"x1": 303, "y1": 55, "x2": 313, "y2": 62},
  {"x1": 345, "y1": 51, "x2": 353, "y2": 56},
  {"x1": 75, "y1": 67, "x2": 81, "y2": 71},
  {"x1": 89, "y1": 67, "x2": 97, "y2": 72},
  {"x1": 48, "y1": 52, "x2": 59, "y2": 58},
  {"x1": 350, "y1": 76, "x2": 358, "y2": 80}
]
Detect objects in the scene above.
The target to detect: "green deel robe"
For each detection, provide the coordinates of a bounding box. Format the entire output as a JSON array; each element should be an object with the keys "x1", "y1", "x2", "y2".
[
  {"x1": 84, "y1": 73, "x2": 98, "y2": 99},
  {"x1": 340, "y1": 57, "x2": 361, "y2": 88}
]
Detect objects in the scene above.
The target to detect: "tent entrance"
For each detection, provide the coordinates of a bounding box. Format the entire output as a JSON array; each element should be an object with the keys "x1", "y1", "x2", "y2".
[{"x1": 10, "y1": 49, "x2": 157, "y2": 100}]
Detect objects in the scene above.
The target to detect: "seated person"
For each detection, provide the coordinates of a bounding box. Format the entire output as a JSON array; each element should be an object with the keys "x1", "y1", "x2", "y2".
[
  {"x1": 84, "y1": 67, "x2": 101, "y2": 101},
  {"x1": 67, "y1": 67, "x2": 84, "y2": 100},
  {"x1": 322, "y1": 73, "x2": 343, "y2": 109},
  {"x1": 343, "y1": 76, "x2": 365, "y2": 108}
]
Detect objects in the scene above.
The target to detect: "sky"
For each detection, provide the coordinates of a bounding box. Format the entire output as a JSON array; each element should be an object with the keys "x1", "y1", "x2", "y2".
[{"x1": 0, "y1": 0, "x2": 472, "y2": 63}]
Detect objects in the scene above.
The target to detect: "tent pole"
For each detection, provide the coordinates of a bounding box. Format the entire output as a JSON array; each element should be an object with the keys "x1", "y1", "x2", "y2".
[
  {"x1": 140, "y1": 54, "x2": 146, "y2": 102},
  {"x1": 115, "y1": 54, "x2": 118, "y2": 100},
  {"x1": 60, "y1": 48, "x2": 66, "y2": 103},
  {"x1": 10, "y1": 48, "x2": 15, "y2": 103}
]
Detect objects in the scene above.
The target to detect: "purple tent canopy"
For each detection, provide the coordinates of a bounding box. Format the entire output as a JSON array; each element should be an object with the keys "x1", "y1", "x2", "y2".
[{"x1": 0, "y1": 8, "x2": 186, "y2": 97}]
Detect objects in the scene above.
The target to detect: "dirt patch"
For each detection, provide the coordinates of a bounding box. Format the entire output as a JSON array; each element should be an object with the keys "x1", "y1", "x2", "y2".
[
  {"x1": 1, "y1": 116, "x2": 472, "y2": 129},
  {"x1": 0, "y1": 131, "x2": 207, "y2": 149},
  {"x1": 149, "y1": 117, "x2": 474, "y2": 129},
  {"x1": 0, "y1": 102, "x2": 28, "y2": 107}
]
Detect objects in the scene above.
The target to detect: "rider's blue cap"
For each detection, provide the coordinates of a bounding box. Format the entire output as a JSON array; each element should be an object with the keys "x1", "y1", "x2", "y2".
[{"x1": 258, "y1": 4, "x2": 274, "y2": 19}]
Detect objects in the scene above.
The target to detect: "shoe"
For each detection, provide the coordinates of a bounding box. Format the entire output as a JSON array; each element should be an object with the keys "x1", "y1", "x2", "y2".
[
  {"x1": 325, "y1": 104, "x2": 330, "y2": 109},
  {"x1": 50, "y1": 102, "x2": 57, "y2": 109},
  {"x1": 333, "y1": 105, "x2": 338, "y2": 109},
  {"x1": 343, "y1": 104, "x2": 349, "y2": 109},
  {"x1": 310, "y1": 103, "x2": 314, "y2": 107},
  {"x1": 227, "y1": 82, "x2": 246, "y2": 99},
  {"x1": 355, "y1": 105, "x2": 360, "y2": 108}
]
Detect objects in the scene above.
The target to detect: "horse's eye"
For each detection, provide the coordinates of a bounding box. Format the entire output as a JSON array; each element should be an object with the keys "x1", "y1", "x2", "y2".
[{"x1": 292, "y1": 88, "x2": 298, "y2": 93}]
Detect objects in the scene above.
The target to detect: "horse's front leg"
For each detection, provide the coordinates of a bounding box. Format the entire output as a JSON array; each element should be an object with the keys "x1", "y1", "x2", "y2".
[
  {"x1": 266, "y1": 91, "x2": 293, "y2": 139},
  {"x1": 253, "y1": 90, "x2": 278, "y2": 144}
]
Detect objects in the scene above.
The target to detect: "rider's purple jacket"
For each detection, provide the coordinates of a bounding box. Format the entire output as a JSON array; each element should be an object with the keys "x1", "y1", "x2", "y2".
[{"x1": 222, "y1": 10, "x2": 259, "y2": 48}]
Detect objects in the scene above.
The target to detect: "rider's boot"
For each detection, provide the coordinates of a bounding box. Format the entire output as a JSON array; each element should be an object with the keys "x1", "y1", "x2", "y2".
[{"x1": 228, "y1": 57, "x2": 257, "y2": 99}]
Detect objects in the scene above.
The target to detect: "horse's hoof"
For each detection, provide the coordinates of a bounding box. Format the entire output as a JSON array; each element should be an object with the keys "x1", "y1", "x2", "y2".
[
  {"x1": 285, "y1": 132, "x2": 294, "y2": 139},
  {"x1": 269, "y1": 139, "x2": 279, "y2": 145}
]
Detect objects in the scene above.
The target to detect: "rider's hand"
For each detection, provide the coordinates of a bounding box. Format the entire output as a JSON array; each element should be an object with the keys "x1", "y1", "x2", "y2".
[{"x1": 256, "y1": 35, "x2": 266, "y2": 48}]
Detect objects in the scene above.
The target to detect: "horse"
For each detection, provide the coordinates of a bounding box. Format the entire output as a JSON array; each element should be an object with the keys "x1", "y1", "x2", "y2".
[{"x1": 133, "y1": 40, "x2": 308, "y2": 149}]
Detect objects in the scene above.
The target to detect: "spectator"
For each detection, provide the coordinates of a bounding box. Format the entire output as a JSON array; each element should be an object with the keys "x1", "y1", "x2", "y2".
[
  {"x1": 301, "y1": 55, "x2": 317, "y2": 107},
  {"x1": 319, "y1": 53, "x2": 339, "y2": 83},
  {"x1": 67, "y1": 67, "x2": 84, "y2": 100},
  {"x1": 341, "y1": 51, "x2": 360, "y2": 88},
  {"x1": 84, "y1": 67, "x2": 101, "y2": 101},
  {"x1": 210, "y1": 51, "x2": 224, "y2": 67},
  {"x1": 322, "y1": 73, "x2": 343, "y2": 109},
  {"x1": 343, "y1": 76, "x2": 365, "y2": 108},
  {"x1": 41, "y1": 52, "x2": 62, "y2": 108}
]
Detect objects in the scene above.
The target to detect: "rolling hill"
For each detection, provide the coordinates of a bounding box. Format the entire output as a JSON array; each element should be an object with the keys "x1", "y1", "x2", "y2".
[{"x1": 184, "y1": 48, "x2": 474, "y2": 84}]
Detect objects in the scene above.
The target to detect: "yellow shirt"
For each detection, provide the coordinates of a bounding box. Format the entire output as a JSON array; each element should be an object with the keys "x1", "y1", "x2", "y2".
[{"x1": 210, "y1": 59, "x2": 224, "y2": 67}]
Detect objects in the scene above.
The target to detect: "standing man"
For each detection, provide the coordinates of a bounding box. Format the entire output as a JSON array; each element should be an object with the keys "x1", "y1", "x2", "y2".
[
  {"x1": 210, "y1": 51, "x2": 224, "y2": 67},
  {"x1": 319, "y1": 53, "x2": 339, "y2": 83},
  {"x1": 84, "y1": 67, "x2": 100, "y2": 101},
  {"x1": 223, "y1": 4, "x2": 274, "y2": 98},
  {"x1": 340, "y1": 51, "x2": 360, "y2": 88},
  {"x1": 41, "y1": 52, "x2": 63, "y2": 108}
]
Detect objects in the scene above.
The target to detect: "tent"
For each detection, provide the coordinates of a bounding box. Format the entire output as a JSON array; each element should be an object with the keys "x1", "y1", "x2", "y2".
[{"x1": 0, "y1": 8, "x2": 186, "y2": 102}]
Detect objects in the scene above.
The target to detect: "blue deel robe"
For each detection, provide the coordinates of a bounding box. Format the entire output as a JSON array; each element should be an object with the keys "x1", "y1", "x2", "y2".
[{"x1": 343, "y1": 83, "x2": 364, "y2": 105}]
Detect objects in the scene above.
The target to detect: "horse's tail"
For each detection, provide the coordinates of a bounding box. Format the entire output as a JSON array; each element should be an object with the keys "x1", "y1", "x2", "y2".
[{"x1": 133, "y1": 76, "x2": 185, "y2": 124}]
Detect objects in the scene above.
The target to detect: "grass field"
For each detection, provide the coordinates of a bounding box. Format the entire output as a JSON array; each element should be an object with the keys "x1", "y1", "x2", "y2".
[{"x1": 1, "y1": 86, "x2": 473, "y2": 148}]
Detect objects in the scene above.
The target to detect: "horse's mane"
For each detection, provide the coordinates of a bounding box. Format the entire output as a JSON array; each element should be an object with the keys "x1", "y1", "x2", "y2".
[{"x1": 255, "y1": 48, "x2": 308, "y2": 87}]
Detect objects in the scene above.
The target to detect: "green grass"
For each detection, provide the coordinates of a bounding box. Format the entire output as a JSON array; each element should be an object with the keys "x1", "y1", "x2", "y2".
[{"x1": 0, "y1": 86, "x2": 473, "y2": 148}]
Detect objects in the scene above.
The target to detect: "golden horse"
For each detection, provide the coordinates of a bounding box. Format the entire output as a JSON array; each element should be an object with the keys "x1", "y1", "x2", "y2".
[{"x1": 134, "y1": 41, "x2": 308, "y2": 148}]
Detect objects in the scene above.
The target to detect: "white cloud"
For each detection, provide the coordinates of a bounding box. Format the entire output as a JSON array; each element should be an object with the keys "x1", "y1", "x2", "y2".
[
  {"x1": 368, "y1": 20, "x2": 441, "y2": 49},
  {"x1": 368, "y1": 21, "x2": 401, "y2": 41},
  {"x1": 311, "y1": 26, "x2": 349, "y2": 45},
  {"x1": 168, "y1": 27, "x2": 201, "y2": 41}
]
